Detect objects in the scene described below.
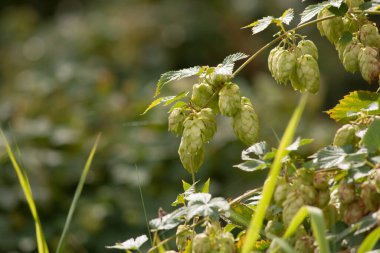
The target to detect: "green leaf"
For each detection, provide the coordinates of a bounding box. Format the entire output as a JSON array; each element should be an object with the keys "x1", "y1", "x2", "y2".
[
  {"x1": 201, "y1": 178, "x2": 210, "y2": 193},
  {"x1": 363, "y1": 119, "x2": 380, "y2": 152},
  {"x1": 185, "y1": 193, "x2": 229, "y2": 221},
  {"x1": 328, "y1": 2, "x2": 348, "y2": 16},
  {"x1": 241, "y1": 141, "x2": 269, "y2": 160},
  {"x1": 182, "y1": 180, "x2": 192, "y2": 191},
  {"x1": 339, "y1": 31, "x2": 353, "y2": 46},
  {"x1": 360, "y1": 1, "x2": 380, "y2": 11},
  {"x1": 154, "y1": 66, "x2": 201, "y2": 97},
  {"x1": 300, "y1": 2, "x2": 329, "y2": 25},
  {"x1": 278, "y1": 8, "x2": 294, "y2": 25},
  {"x1": 243, "y1": 16, "x2": 274, "y2": 35},
  {"x1": 270, "y1": 236, "x2": 297, "y2": 253},
  {"x1": 219, "y1": 52, "x2": 249, "y2": 74},
  {"x1": 327, "y1": 91, "x2": 380, "y2": 123},
  {"x1": 286, "y1": 137, "x2": 313, "y2": 151},
  {"x1": 141, "y1": 96, "x2": 176, "y2": 115},
  {"x1": 311, "y1": 146, "x2": 367, "y2": 169},
  {"x1": 358, "y1": 227, "x2": 380, "y2": 253},
  {"x1": 163, "y1": 91, "x2": 189, "y2": 106},
  {"x1": 149, "y1": 207, "x2": 187, "y2": 231},
  {"x1": 226, "y1": 202, "x2": 253, "y2": 228},
  {"x1": 233, "y1": 159, "x2": 267, "y2": 172},
  {"x1": 241, "y1": 94, "x2": 308, "y2": 253},
  {"x1": 222, "y1": 52, "x2": 249, "y2": 65}
]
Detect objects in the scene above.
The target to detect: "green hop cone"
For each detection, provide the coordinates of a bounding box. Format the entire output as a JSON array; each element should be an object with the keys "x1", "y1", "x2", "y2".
[
  {"x1": 192, "y1": 233, "x2": 212, "y2": 253},
  {"x1": 210, "y1": 64, "x2": 232, "y2": 86},
  {"x1": 342, "y1": 41, "x2": 362, "y2": 73},
  {"x1": 283, "y1": 191, "x2": 304, "y2": 226},
  {"x1": 182, "y1": 114, "x2": 206, "y2": 153},
  {"x1": 313, "y1": 173, "x2": 329, "y2": 190},
  {"x1": 318, "y1": 8, "x2": 345, "y2": 44},
  {"x1": 178, "y1": 138, "x2": 204, "y2": 174},
  {"x1": 297, "y1": 40, "x2": 318, "y2": 60},
  {"x1": 271, "y1": 47, "x2": 285, "y2": 81},
  {"x1": 338, "y1": 182, "x2": 356, "y2": 204},
  {"x1": 360, "y1": 180, "x2": 380, "y2": 212},
  {"x1": 276, "y1": 50, "x2": 297, "y2": 85},
  {"x1": 359, "y1": 23, "x2": 380, "y2": 48},
  {"x1": 268, "y1": 47, "x2": 278, "y2": 75},
  {"x1": 296, "y1": 55, "x2": 320, "y2": 94},
  {"x1": 191, "y1": 83, "x2": 219, "y2": 113},
  {"x1": 335, "y1": 40, "x2": 347, "y2": 62},
  {"x1": 344, "y1": 0, "x2": 364, "y2": 8},
  {"x1": 274, "y1": 178, "x2": 291, "y2": 205},
  {"x1": 333, "y1": 124, "x2": 358, "y2": 147},
  {"x1": 232, "y1": 97, "x2": 259, "y2": 145},
  {"x1": 316, "y1": 189, "x2": 330, "y2": 208},
  {"x1": 198, "y1": 108, "x2": 217, "y2": 143},
  {"x1": 219, "y1": 83, "x2": 241, "y2": 117},
  {"x1": 294, "y1": 236, "x2": 315, "y2": 253},
  {"x1": 358, "y1": 46, "x2": 380, "y2": 83},
  {"x1": 216, "y1": 232, "x2": 235, "y2": 253},
  {"x1": 168, "y1": 107, "x2": 187, "y2": 136},
  {"x1": 176, "y1": 225, "x2": 193, "y2": 252},
  {"x1": 343, "y1": 16, "x2": 361, "y2": 33},
  {"x1": 342, "y1": 199, "x2": 367, "y2": 225},
  {"x1": 299, "y1": 184, "x2": 317, "y2": 205}
]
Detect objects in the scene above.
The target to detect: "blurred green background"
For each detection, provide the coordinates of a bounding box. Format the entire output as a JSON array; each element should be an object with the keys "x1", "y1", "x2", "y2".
[{"x1": 0, "y1": 0, "x2": 377, "y2": 252}]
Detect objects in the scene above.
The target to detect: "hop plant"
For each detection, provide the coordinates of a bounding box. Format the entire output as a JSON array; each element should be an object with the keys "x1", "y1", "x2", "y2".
[
  {"x1": 338, "y1": 182, "x2": 356, "y2": 204},
  {"x1": 282, "y1": 191, "x2": 304, "y2": 226},
  {"x1": 342, "y1": 41, "x2": 362, "y2": 73},
  {"x1": 342, "y1": 199, "x2": 367, "y2": 225},
  {"x1": 294, "y1": 236, "x2": 315, "y2": 253},
  {"x1": 323, "y1": 204, "x2": 338, "y2": 229},
  {"x1": 178, "y1": 139, "x2": 204, "y2": 174},
  {"x1": 191, "y1": 83, "x2": 219, "y2": 112},
  {"x1": 360, "y1": 180, "x2": 380, "y2": 212},
  {"x1": 168, "y1": 107, "x2": 187, "y2": 136},
  {"x1": 192, "y1": 233, "x2": 212, "y2": 253},
  {"x1": 218, "y1": 82, "x2": 241, "y2": 117},
  {"x1": 359, "y1": 23, "x2": 380, "y2": 48},
  {"x1": 297, "y1": 40, "x2": 318, "y2": 60},
  {"x1": 198, "y1": 108, "x2": 217, "y2": 143},
  {"x1": 313, "y1": 173, "x2": 329, "y2": 190},
  {"x1": 182, "y1": 114, "x2": 206, "y2": 154},
  {"x1": 264, "y1": 220, "x2": 285, "y2": 237},
  {"x1": 176, "y1": 225, "x2": 193, "y2": 252},
  {"x1": 333, "y1": 124, "x2": 358, "y2": 147},
  {"x1": 315, "y1": 189, "x2": 330, "y2": 208},
  {"x1": 269, "y1": 47, "x2": 285, "y2": 82},
  {"x1": 216, "y1": 232, "x2": 236, "y2": 253},
  {"x1": 232, "y1": 97, "x2": 259, "y2": 145},
  {"x1": 296, "y1": 54, "x2": 320, "y2": 94},
  {"x1": 317, "y1": 8, "x2": 345, "y2": 44},
  {"x1": 299, "y1": 184, "x2": 317, "y2": 205},
  {"x1": 276, "y1": 49, "x2": 297, "y2": 85},
  {"x1": 274, "y1": 178, "x2": 291, "y2": 205},
  {"x1": 358, "y1": 46, "x2": 380, "y2": 83}
]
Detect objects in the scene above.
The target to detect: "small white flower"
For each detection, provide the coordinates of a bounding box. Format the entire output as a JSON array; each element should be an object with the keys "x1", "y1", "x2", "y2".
[{"x1": 106, "y1": 235, "x2": 148, "y2": 250}]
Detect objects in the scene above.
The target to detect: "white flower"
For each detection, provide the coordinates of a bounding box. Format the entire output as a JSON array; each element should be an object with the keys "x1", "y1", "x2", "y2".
[{"x1": 106, "y1": 235, "x2": 148, "y2": 250}]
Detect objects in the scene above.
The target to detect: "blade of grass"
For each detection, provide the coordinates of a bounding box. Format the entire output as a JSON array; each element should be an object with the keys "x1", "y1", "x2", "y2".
[
  {"x1": 241, "y1": 93, "x2": 308, "y2": 253},
  {"x1": 1, "y1": 130, "x2": 49, "y2": 253},
  {"x1": 282, "y1": 206, "x2": 330, "y2": 253},
  {"x1": 271, "y1": 236, "x2": 297, "y2": 253},
  {"x1": 55, "y1": 134, "x2": 101, "y2": 253},
  {"x1": 357, "y1": 226, "x2": 380, "y2": 253}
]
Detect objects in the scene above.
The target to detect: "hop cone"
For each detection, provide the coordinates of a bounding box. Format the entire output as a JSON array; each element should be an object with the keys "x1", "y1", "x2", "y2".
[
  {"x1": 297, "y1": 40, "x2": 318, "y2": 60},
  {"x1": 282, "y1": 191, "x2": 304, "y2": 226},
  {"x1": 338, "y1": 182, "x2": 356, "y2": 204},
  {"x1": 268, "y1": 47, "x2": 278, "y2": 75},
  {"x1": 342, "y1": 199, "x2": 366, "y2": 225},
  {"x1": 168, "y1": 107, "x2": 187, "y2": 136},
  {"x1": 343, "y1": 16, "x2": 360, "y2": 33},
  {"x1": 359, "y1": 23, "x2": 380, "y2": 48},
  {"x1": 192, "y1": 233, "x2": 212, "y2": 253},
  {"x1": 333, "y1": 124, "x2": 358, "y2": 147},
  {"x1": 182, "y1": 114, "x2": 205, "y2": 153},
  {"x1": 290, "y1": 69, "x2": 305, "y2": 92},
  {"x1": 345, "y1": 0, "x2": 364, "y2": 8},
  {"x1": 358, "y1": 46, "x2": 380, "y2": 83},
  {"x1": 316, "y1": 189, "x2": 330, "y2": 208},
  {"x1": 232, "y1": 97, "x2": 259, "y2": 145},
  {"x1": 342, "y1": 41, "x2": 362, "y2": 73},
  {"x1": 276, "y1": 50, "x2": 297, "y2": 85},
  {"x1": 299, "y1": 184, "x2": 317, "y2": 205},
  {"x1": 271, "y1": 47, "x2": 285, "y2": 81},
  {"x1": 313, "y1": 173, "x2": 329, "y2": 190},
  {"x1": 335, "y1": 41, "x2": 347, "y2": 62},
  {"x1": 210, "y1": 64, "x2": 232, "y2": 86},
  {"x1": 178, "y1": 139, "x2": 204, "y2": 174},
  {"x1": 198, "y1": 108, "x2": 217, "y2": 143},
  {"x1": 176, "y1": 225, "x2": 193, "y2": 252},
  {"x1": 191, "y1": 83, "x2": 219, "y2": 112},
  {"x1": 219, "y1": 83, "x2": 241, "y2": 117},
  {"x1": 274, "y1": 178, "x2": 291, "y2": 205},
  {"x1": 318, "y1": 8, "x2": 344, "y2": 44},
  {"x1": 216, "y1": 232, "x2": 235, "y2": 253},
  {"x1": 360, "y1": 180, "x2": 380, "y2": 212},
  {"x1": 296, "y1": 55, "x2": 320, "y2": 94}
]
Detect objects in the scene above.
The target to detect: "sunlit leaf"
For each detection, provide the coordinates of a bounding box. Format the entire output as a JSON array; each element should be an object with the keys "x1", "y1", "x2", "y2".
[
  {"x1": 234, "y1": 159, "x2": 267, "y2": 172},
  {"x1": 142, "y1": 96, "x2": 175, "y2": 115},
  {"x1": 226, "y1": 202, "x2": 254, "y2": 228},
  {"x1": 149, "y1": 207, "x2": 187, "y2": 231},
  {"x1": 201, "y1": 178, "x2": 210, "y2": 193},
  {"x1": 222, "y1": 52, "x2": 249, "y2": 65},
  {"x1": 154, "y1": 66, "x2": 201, "y2": 97},
  {"x1": 357, "y1": 227, "x2": 380, "y2": 253},
  {"x1": 327, "y1": 91, "x2": 380, "y2": 123},
  {"x1": 241, "y1": 141, "x2": 269, "y2": 160},
  {"x1": 163, "y1": 91, "x2": 189, "y2": 106},
  {"x1": 363, "y1": 119, "x2": 380, "y2": 152},
  {"x1": 311, "y1": 146, "x2": 367, "y2": 169},
  {"x1": 300, "y1": 2, "x2": 329, "y2": 25},
  {"x1": 186, "y1": 193, "x2": 229, "y2": 220},
  {"x1": 278, "y1": 8, "x2": 294, "y2": 25},
  {"x1": 106, "y1": 235, "x2": 148, "y2": 250},
  {"x1": 243, "y1": 16, "x2": 274, "y2": 35},
  {"x1": 286, "y1": 137, "x2": 313, "y2": 151}
]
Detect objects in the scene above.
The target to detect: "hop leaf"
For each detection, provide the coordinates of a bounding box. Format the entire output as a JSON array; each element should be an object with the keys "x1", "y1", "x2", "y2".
[
  {"x1": 106, "y1": 235, "x2": 148, "y2": 250},
  {"x1": 185, "y1": 193, "x2": 229, "y2": 220},
  {"x1": 243, "y1": 16, "x2": 274, "y2": 35}
]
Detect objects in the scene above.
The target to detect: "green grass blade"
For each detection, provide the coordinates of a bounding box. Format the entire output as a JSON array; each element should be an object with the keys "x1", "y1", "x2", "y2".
[
  {"x1": 1, "y1": 130, "x2": 49, "y2": 253},
  {"x1": 283, "y1": 206, "x2": 330, "y2": 253},
  {"x1": 357, "y1": 226, "x2": 380, "y2": 253},
  {"x1": 241, "y1": 94, "x2": 308, "y2": 253},
  {"x1": 55, "y1": 134, "x2": 101, "y2": 253},
  {"x1": 271, "y1": 236, "x2": 297, "y2": 253}
]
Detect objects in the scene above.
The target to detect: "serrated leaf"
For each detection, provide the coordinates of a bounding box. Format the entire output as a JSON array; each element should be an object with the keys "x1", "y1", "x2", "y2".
[
  {"x1": 222, "y1": 52, "x2": 249, "y2": 65},
  {"x1": 241, "y1": 141, "x2": 269, "y2": 160},
  {"x1": 286, "y1": 137, "x2": 313, "y2": 151},
  {"x1": 279, "y1": 8, "x2": 294, "y2": 25},
  {"x1": 329, "y1": 0, "x2": 344, "y2": 8},
  {"x1": 149, "y1": 207, "x2": 187, "y2": 231},
  {"x1": 363, "y1": 119, "x2": 380, "y2": 152},
  {"x1": 163, "y1": 91, "x2": 189, "y2": 106},
  {"x1": 311, "y1": 146, "x2": 367, "y2": 169},
  {"x1": 328, "y1": 3, "x2": 348, "y2": 17},
  {"x1": 234, "y1": 159, "x2": 267, "y2": 172},
  {"x1": 142, "y1": 96, "x2": 176, "y2": 115},
  {"x1": 300, "y1": 2, "x2": 329, "y2": 25},
  {"x1": 106, "y1": 235, "x2": 148, "y2": 250},
  {"x1": 154, "y1": 66, "x2": 201, "y2": 97},
  {"x1": 185, "y1": 193, "x2": 229, "y2": 220},
  {"x1": 327, "y1": 91, "x2": 380, "y2": 123},
  {"x1": 243, "y1": 16, "x2": 274, "y2": 35}
]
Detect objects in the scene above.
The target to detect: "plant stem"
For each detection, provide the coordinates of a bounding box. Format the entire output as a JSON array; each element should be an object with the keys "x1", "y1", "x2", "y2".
[{"x1": 229, "y1": 187, "x2": 262, "y2": 205}]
